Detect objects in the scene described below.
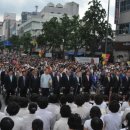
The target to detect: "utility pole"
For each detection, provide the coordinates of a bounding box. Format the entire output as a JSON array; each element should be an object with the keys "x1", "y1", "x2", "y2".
[{"x1": 105, "y1": 0, "x2": 110, "y2": 54}]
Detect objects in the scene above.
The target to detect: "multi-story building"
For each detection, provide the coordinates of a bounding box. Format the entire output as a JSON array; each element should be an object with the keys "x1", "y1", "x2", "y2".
[
  {"x1": 114, "y1": 0, "x2": 130, "y2": 61},
  {"x1": 0, "y1": 22, "x2": 3, "y2": 42},
  {"x1": 18, "y1": 2, "x2": 79, "y2": 37},
  {"x1": 2, "y1": 13, "x2": 16, "y2": 40}
]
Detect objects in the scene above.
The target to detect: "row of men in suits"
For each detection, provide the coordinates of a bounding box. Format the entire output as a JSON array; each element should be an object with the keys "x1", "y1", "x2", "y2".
[{"x1": 1, "y1": 66, "x2": 130, "y2": 98}]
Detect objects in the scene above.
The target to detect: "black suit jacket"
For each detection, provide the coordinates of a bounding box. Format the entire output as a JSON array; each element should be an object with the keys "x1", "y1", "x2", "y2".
[
  {"x1": 30, "y1": 75, "x2": 40, "y2": 89},
  {"x1": 82, "y1": 74, "x2": 92, "y2": 89},
  {"x1": 18, "y1": 76, "x2": 29, "y2": 89},
  {"x1": 4, "y1": 75, "x2": 17, "y2": 90}
]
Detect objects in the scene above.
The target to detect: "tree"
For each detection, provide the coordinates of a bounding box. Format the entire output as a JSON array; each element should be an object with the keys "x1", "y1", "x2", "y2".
[
  {"x1": 82, "y1": 0, "x2": 113, "y2": 55},
  {"x1": 19, "y1": 33, "x2": 32, "y2": 51},
  {"x1": 8, "y1": 35, "x2": 20, "y2": 47},
  {"x1": 42, "y1": 17, "x2": 62, "y2": 53},
  {"x1": 68, "y1": 15, "x2": 85, "y2": 56}
]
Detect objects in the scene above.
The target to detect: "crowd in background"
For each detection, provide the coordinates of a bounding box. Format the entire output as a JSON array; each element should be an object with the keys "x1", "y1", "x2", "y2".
[{"x1": 0, "y1": 50, "x2": 129, "y2": 130}]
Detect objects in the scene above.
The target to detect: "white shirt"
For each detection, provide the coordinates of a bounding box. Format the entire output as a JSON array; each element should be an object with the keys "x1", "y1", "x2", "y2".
[
  {"x1": 17, "y1": 108, "x2": 29, "y2": 118},
  {"x1": 83, "y1": 102, "x2": 92, "y2": 111},
  {"x1": 40, "y1": 74, "x2": 52, "y2": 88},
  {"x1": 9, "y1": 115, "x2": 24, "y2": 130},
  {"x1": 53, "y1": 117, "x2": 69, "y2": 130},
  {"x1": 72, "y1": 106, "x2": 90, "y2": 120},
  {"x1": 103, "y1": 112, "x2": 122, "y2": 130},
  {"x1": 47, "y1": 103, "x2": 60, "y2": 121},
  {"x1": 0, "y1": 112, "x2": 5, "y2": 121},
  {"x1": 22, "y1": 114, "x2": 41, "y2": 130},
  {"x1": 36, "y1": 108, "x2": 55, "y2": 130},
  {"x1": 121, "y1": 102, "x2": 129, "y2": 111},
  {"x1": 122, "y1": 107, "x2": 130, "y2": 123},
  {"x1": 66, "y1": 102, "x2": 77, "y2": 111}
]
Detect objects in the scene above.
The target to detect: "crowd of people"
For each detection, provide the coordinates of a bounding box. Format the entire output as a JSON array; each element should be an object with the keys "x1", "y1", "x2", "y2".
[{"x1": 0, "y1": 50, "x2": 129, "y2": 130}]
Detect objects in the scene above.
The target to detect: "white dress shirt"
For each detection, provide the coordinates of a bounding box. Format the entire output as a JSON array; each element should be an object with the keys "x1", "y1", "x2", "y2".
[
  {"x1": 66, "y1": 102, "x2": 77, "y2": 111},
  {"x1": 47, "y1": 103, "x2": 60, "y2": 121},
  {"x1": 22, "y1": 114, "x2": 41, "y2": 130},
  {"x1": 8, "y1": 115, "x2": 24, "y2": 130},
  {"x1": 36, "y1": 108, "x2": 55, "y2": 130},
  {"x1": 121, "y1": 102, "x2": 129, "y2": 111},
  {"x1": 83, "y1": 102, "x2": 92, "y2": 111},
  {"x1": 0, "y1": 112, "x2": 5, "y2": 121},
  {"x1": 72, "y1": 106, "x2": 90, "y2": 120},
  {"x1": 103, "y1": 112, "x2": 122, "y2": 130},
  {"x1": 17, "y1": 108, "x2": 29, "y2": 118},
  {"x1": 53, "y1": 117, "x2": 69, "y2": 130}
]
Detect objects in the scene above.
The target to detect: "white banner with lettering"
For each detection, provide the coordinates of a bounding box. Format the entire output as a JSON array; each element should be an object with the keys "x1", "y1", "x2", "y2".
[{"x1": 75, "y1": 57, "x2": 99, "y2": 64}]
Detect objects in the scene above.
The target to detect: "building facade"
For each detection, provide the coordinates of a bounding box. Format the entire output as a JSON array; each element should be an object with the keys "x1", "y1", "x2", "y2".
[
  {"x1": 2, "y1": 13, "x2": 16, "y2": 40},
  {"x1": 115, "y1": 0, "x2": 130, "y2": 61},
  {"x1": 0, "y1": 22, "x2": 3, "y2": 42},
  {"x1": 18, "y1": 2, "x2": 79, "y2": 37}
]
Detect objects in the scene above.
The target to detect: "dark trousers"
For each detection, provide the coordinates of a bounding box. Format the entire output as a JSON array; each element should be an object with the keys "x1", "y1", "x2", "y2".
[{"x1": 41, "y1": 88, "x2": 49, "y2": 97}]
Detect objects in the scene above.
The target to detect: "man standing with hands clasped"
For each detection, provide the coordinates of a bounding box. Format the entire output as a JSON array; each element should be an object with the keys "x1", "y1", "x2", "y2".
[{"x1": 40, "y1": 66, "x2": 52, "y2": 97}]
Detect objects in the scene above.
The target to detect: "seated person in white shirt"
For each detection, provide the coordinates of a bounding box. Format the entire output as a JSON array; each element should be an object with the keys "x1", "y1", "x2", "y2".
[
  {"x1": 66, "y1": 94, "x2": 77, "y2": 110},
  {"x1": 54, "y1": 105, "x2": 71, "y2": 130},
  {"x1": 68, "y1": 113, "x2": 83, "y2": 130},
  {"x1": 47, "y1": 94, "x2": 60, "y2": 121},
  {"x1": 72, "y1": 95, "x2": 90, "y2": 123},
  {"x1": 17, "y1": 97, "x2": 29, "y2": 117},
  {"x1": 6, "y1": 102, "x2": 24, "y2": 130},
  {"x1": 84, "y1": 106, "x2": 102, "y2": 130},
  {"x1": 36, "y1": 96, "x2": 55, "y2": 130},
  {"x1": 94, "y1": 94, "x2": 107, "y2": 115},
  {"x1": 32, "y1": 119, "x2": 43, "y2": 130},
  {"x1": 0, "y1": 100, "x2": 5, "y2": 121},
  {"x1": 83, "y1": 93, "x2": 92, "y2": 111},
  {"x1": 103, "y1": 100, "x2": 122, "y2": 130},
  {"x1": 121, "y1": 113, "x2": 130, "y2": 130},
  {"x1": 0, "y1": 117, "x2": 14, "y2": 130},
  {"x1": 23, "y1": 102, "x2": 40, "y2": 130},
  {"x1": 91, "y1": 117, "x2": 103, "y2": 130}
]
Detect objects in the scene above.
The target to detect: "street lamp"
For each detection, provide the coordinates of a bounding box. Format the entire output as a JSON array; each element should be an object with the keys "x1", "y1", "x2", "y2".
[{"x1": 105, "y1": 0, "x2": 110, "y2": 54}]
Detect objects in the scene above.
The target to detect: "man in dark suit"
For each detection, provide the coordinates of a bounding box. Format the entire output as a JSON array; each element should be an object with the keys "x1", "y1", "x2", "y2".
[
  {"x1": 102, "y1": 72, "x2": 113, "y2": 96},
  {"x1": 18, "y1": 69, "x2": 29, "y2": 97},
  {"x1": 112, "y1": 70, "x2": 121, "y2": 93},
  {"x1": 82, "y1": 70, "x2": 92, "y2": 93},
  {"x1": 30, "y1": 69, "x2": 40, "y2": 94},
  {"x1": 122, "y1": 71, "x2": 130, "y2": 95},
  {"x1": 4, "y1": 69, "x2": 17, "y2": 99}
]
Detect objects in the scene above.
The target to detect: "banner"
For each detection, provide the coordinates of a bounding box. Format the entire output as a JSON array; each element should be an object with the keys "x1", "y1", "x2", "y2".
[
  {"x1": 75, "y1": 57, "x2": 99, "y2": 64},
  {"x1": 102, "y1": 54, "x2": 110, "y2": 65}
]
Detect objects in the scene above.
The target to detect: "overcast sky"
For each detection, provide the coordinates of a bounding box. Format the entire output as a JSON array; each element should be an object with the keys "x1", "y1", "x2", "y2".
[{"x1": 0, "y1": 0, "x2": 116, "y2": 29}]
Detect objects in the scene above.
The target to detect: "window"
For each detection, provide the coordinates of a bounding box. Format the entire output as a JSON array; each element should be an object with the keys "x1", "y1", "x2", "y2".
[
  {"x1": 118, "y1": 23, "x2": 129, "y2": 34},
  {"x1": 120, "y1": 0, "x2": 130, "y2": 12}
]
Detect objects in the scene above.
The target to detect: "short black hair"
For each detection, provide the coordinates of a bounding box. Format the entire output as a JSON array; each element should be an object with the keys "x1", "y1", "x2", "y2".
[
  {"x1": 91, "y1": 117, "x2": 103, "y2": 130},
  {"x1": 0, "y1": 117, "x2": 14, "y2": 130},
  {"x1": 75, "y1": 95, "x2": 84, "y2": 106},
  {"x1": 30, "y1": 93, "x2": 39, "y2": 103},
  {"x1": 60, "y1": 105, "x2": 71, "y2": 118},
  {"x1": 37, "y1": 97, "x2": 48, "y2": 109},
  {"x1": 83, "y1": 93, "x2": 90, "y2": 102},
  {"x1": 109, "y1": 100, "x2": 120, "y2": 113},
  {"x1": 66, "y1": 94, "x2": 74, "y2": 103},
  {"x1": 94, "y1": 95, "x2": 103, "y2": 105},
  {"x1": 18, "y1": 97, "x2": 29, "y2": 108},
  {"x1": 90, "y1": 106, "x2": 102, "y2": 119},
  {"x1": 32, "y1": 119, "x2": 43, "y2": 130},
  {"x1": 28, "y1": 102, "x2": 37, "y2": 114},
  {"x1": 68, "y1": 114, "x2": 82, "y2": 129},
  {"x1": 6, "y1": 102, "x2": 20, "y2": 116},
  {"x1": 60, "y1": 95, "x2": 66, "y2": 106},
  {"x1": 110, "y1": 93, "x2": 119, "y2": 102},
  {"x1": 48, "y1": 94, "x2": 58, "y2": 103}
]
